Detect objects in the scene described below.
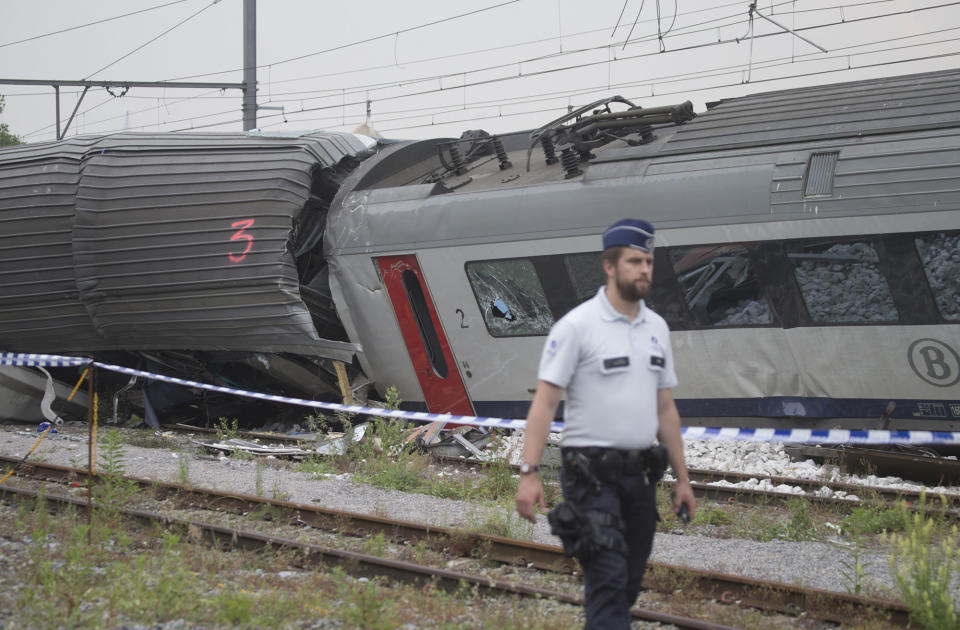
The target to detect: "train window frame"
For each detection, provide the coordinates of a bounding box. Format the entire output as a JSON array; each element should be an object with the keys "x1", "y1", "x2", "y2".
[
  {"x1": 464, "y1": 257, "x2": 556, "y2": 338},
  {"x1": 786, "y1": 238, "x2": 900, "y2": 325},
  {"x1": 560, "y1": 249, "x2": 692, "y2": 329},
  {"x1": 913, "y1": 230, "x2": 960, "y2": 322},
  {"x1": 400, "y1": 269, "x2": 449, "y2": 378},
  {"x1": 668, "y1": 243, "x2": 777, "y2": 329}
]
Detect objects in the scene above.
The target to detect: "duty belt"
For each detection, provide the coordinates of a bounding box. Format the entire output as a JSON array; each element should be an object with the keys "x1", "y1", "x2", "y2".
[{"x1": 561, "y1": 445, "x2": 667, "y2": 483}]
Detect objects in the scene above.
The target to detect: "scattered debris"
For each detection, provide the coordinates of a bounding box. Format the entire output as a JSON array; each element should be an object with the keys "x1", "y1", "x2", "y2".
[{"x1": 193, "y1": 438, "x2": 312, "y2": 458}]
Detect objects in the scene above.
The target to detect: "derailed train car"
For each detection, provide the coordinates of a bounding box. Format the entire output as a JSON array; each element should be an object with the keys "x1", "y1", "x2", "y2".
[
  {"x1": 0, "y1": 131, "x2": 374, "y2": 424},
  {"x1": 1, "y1": 69, "x2": 959, "y2": 429},
  {"x1": 325, "y1": 68, "x2": 960, "y2": 431}
]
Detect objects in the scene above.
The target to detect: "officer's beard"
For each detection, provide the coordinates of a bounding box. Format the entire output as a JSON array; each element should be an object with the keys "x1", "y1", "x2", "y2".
[{"x1": 614, "y1": 271, "x2": 650, "y2": 302}]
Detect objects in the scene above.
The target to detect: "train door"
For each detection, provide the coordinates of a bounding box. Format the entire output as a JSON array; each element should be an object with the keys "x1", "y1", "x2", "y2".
[{"x1": 376, "y1": 254, "x2": 475, "y2": 416}]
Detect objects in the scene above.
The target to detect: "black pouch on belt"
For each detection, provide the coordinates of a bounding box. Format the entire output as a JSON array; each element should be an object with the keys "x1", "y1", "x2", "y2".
[{"x1": 645, "y1": 444, "x2": 668, "y2": 483}]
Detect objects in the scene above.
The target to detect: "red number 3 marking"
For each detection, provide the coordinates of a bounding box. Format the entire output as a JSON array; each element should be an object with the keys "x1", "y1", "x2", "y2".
[{"x1": 229, "y1": 218, "x2": 254, "y2": 263}]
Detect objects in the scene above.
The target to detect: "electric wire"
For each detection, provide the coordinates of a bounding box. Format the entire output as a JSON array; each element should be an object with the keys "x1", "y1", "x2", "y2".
[
  {"x1": 372, "y1": 50, "x2": 960, "y2": 133},
  {"x1": 13, "y1": 0, "x2": 955, "y2": 139},
  {"x1": 263, "y1": 28, "x2": 960, "y2": 131},
  {"x1": 0, "y1": 0, "x2": 192, "y2": 49},
  {"x1": 20, "y1": 0, "x2": 786, "y2": 137},
  {"x1": 45, "y1": 5, "x2": 960, "y2": 138},
  {"x1": 83, "y1": 0, "x2": 223, "y2": 79},
  {"x1": 164, "y1": 0, "x2": 522, "y2": 81},
  {"x1": 611, "y1": 0, "x2": 631, "y2": 37},
  {"x1": 242, "y1": 31, "x2": 960, "y2": 132},
  {"x1": 217, "y1": 0, "x2": 902, "y2": 102},
  {"x1": 246, "y1": 3, "x2": 960, "y2": 125},
  {"x1": 6, "y1": 0, "x2": 861, "y2": 136}
]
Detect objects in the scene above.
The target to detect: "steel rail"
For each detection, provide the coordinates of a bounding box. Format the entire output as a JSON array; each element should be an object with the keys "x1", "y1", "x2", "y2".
[
  {"x1": 165, "y1": 425, "x2": 960, "y2": 511},
  {"x1": 0, "y1": 484, "x2": 740, "y2": 630},
  {"x1": 0, "y1": 455, "x2": 911, "y2": 626},
  {"x1": 685, "y1": 467, "x2": 960, "y2": 508}
]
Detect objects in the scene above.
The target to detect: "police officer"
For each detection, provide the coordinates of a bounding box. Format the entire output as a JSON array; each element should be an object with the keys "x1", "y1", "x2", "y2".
[{"x1": 515, "y1": 218, "x2": 696, "y2": 630}]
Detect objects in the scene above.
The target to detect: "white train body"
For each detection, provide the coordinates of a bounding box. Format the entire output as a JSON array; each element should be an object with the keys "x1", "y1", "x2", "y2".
[{"x1": 326, "y1": 70, "x2": 960, "y2": 429}]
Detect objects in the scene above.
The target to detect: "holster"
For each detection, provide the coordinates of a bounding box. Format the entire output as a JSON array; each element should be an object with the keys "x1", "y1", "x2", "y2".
[{"x1": 547, "y1": 501, "x2": 628, "y2": 561}]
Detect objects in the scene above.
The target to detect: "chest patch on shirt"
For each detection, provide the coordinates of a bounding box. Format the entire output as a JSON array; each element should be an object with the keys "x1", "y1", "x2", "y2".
[
  {"x1": 650, "y1": 355, "x2": 665, "y2": 368},
  {"x1": 603, "y1": 356, "x2": 630, "y2": 370}
]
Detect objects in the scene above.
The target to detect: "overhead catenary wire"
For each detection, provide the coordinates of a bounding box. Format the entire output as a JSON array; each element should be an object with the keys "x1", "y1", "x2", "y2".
[
  {"x1": 203, "y1": 0, "x2": 915, "y2": 105},
  {"x1": 8, "y1": 0, "x2": 889, "y2": 137},
  {"x1": 134, "y1": 43, "x2": 960, "y2": 136},
  {"x1": 46, "y1": 3, "x2": 960, "y2": 138},
  {"x1": 0, "y1": 0, "x2": 192, "y2": 49},
  {"x1": 157, "y1": 0, "x2": 895, "y2": 111},
  {"x1": 252, "y1": 34, "x2": 960, "y2": 133},
  {"x1": 242, "y1": 4, "x2": 960, "y2": 128},
  {"x1": 18, "y1": 0, "x2": 787, "y2": 137},
  {"x1": 164, "y1": 0, "x2": 522, "y2": 82},
  {"x1": 371, "y1": 50, "x2": 960, "y2": 134},
  {"x1": 214, "y1": 30, "x2": 960, "y2": 134},
  {"x1": 83, "y1": 0, "x2": 224, "y2": 79},
  {"x1": 11, "y1": 0, "x2": 955, "y2": 140}
]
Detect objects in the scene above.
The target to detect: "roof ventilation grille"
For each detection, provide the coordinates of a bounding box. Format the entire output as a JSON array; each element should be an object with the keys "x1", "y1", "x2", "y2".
[{"x1": 804, "y1": 151, "x2": 839, "y2": 197}]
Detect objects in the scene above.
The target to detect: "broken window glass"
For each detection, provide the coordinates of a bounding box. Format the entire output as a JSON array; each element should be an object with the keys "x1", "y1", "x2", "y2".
[
  {"x1": 914, "y1": 231, "x2": 960, "y2": 321},
  {"x1": 563, "y1": 252, "x2": 605, "y2": 304},
  {"x1": 670, "y1": 245, "x2": 773, "y2": 327},
  {"x1": 466, "y1": 259, "x2": 555, "y2": 337},
  {"x1": 789, "y1": 241, "x2": 898, "y2": 323}
]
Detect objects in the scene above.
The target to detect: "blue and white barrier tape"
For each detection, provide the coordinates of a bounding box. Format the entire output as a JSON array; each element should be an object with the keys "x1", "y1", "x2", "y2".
[
  {"x1": 3, "y1": 352, "x2": 959, "y2": 445},
  {"x1": 0, "y1": 353, "x2": 92, "y2": 368}
]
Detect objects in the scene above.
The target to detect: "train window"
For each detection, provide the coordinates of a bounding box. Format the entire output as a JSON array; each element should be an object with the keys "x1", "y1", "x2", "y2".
[
  {"x1": 401, "y1": 269, "x2": 449, "y2": 378},
  {"x1": 563, "y1": 252, "x2": 605, "y2": 304},
  {"x1": 669, "y1": 245, "x2": 772, "y2": 327},
  {"x1": 465, "y1": 259, "x2": 555, "y2": 337},
  {"x1": 914, "y1": 231, "x2": 960, "y2": 321},
  {"x1": 789, "y1": 241, "x2": 898, "y2": 323}
]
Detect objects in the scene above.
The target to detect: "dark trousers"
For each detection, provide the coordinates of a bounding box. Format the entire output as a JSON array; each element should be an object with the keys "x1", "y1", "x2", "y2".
[{"x1": 560, "y1": 456, "x2": 658, "y2": 630}]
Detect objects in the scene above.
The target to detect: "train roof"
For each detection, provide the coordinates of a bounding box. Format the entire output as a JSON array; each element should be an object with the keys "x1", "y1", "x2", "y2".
[{"x1": 326, "y1": 68, "x2": 960, "y2": 255}]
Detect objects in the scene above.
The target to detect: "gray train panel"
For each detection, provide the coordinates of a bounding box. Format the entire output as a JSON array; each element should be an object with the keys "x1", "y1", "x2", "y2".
[
  {"x1": 0, "y1": 141, "x2": 102, "y2": 347},
  {"x1": 0, "y1": 131, "x2": 368, "y2": 360},
  {"x1": 328, "y1": 70, "x2": 960, "y2": 257}
]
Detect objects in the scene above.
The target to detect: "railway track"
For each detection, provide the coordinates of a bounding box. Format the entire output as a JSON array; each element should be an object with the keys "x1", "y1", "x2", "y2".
[
  {"x1": 0, "y1": 483, "x2": 743, "y2": 630},
  {"x1": 0, "y1": 455, "x2": 911, "y2": 627},
  {"x1": 167, "y1": 422, "x2": 960, "y2": 516}
]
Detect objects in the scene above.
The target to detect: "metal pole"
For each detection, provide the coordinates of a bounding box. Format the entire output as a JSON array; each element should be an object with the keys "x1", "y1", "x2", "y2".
[
  {"x1": 242, "y1": 0, "x2": 257, "y2": 131},
  {"x1": 55, "y1": 85, "x2": 61, "y2": 140},
  {"x1": 86, "y1": 362, "x2": 94, "y2": 539}
]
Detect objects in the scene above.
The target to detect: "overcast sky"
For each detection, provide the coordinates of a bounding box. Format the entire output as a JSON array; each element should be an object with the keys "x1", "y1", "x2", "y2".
[{"x1": 1, "y1": 0, "x2": 958, "y2": 144}]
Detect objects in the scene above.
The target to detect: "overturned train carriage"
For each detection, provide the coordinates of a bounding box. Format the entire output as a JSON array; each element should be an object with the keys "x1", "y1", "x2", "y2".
[
  {"x1": 0, "y1": 131, "x2": 372, "y2": 423},
  {"x1": 325, "y1": 68, "x2": 960, "y2": 430}
]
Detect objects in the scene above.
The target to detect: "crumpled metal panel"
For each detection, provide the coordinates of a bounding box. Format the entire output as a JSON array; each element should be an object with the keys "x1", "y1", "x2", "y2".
[
  {"x1": 0, "y1": 139, "x2": 103, "y2": 348},
  {"x1": 0, "y1": 131, "x2": 367, "y2": 360}
]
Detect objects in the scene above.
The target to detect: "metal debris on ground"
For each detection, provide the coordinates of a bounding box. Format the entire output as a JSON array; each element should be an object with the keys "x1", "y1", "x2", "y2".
[
  {"x1": 193, "y1": 438, "x2": 312, "y2": 458},
  {"x1": 311, "y1": 423, "x2": 368, "y2": 455}
]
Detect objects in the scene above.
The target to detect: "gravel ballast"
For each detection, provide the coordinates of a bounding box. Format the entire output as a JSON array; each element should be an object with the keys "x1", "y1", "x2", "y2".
[{"x1": 1, "y1": 424, "x2": 954, "y2": 602}]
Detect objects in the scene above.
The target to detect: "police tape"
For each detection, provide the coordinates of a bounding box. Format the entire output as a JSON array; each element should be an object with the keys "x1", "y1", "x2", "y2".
[{"x1": 3, "y1": 352, "x2": 960, "y2": 445}]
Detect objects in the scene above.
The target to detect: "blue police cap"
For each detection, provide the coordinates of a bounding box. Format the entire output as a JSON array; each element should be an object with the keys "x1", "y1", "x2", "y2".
[{"x1": 602, "y1": 219, "x2": 655, "y2": 252}]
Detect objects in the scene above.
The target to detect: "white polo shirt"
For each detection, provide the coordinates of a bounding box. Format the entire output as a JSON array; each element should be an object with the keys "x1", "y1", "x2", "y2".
[{"x1": 537, "y1": 287, "x2": 678, "y2": 449}]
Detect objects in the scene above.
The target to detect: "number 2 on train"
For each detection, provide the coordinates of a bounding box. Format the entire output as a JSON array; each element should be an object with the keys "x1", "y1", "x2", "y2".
[{"x1": 229, "y1": 219, "x2": 254, "y2": 263}]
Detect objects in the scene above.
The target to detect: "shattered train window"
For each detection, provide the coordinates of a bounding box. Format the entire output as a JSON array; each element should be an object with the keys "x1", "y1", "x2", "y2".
[
  {"x1": 466, "y1": 259, "x2": 554, "y2": 337},
  {"x1": 670, "y1": 245, "x2": 773, "y2": 327},
  {"x1": 789, "y1": 241, "x2": 898, "y2": 323},
  {"x1": 915, "y1": 231, "x2": 960, "y2": 321},
  {"x1": 563, "y1": 252, "x2": 605, "y2": 304}
]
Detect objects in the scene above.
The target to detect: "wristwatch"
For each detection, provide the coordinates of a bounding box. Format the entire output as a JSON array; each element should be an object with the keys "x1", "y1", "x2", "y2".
[{"x1": 519, "y1": 461, "x2": 540, "y2": 475}]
